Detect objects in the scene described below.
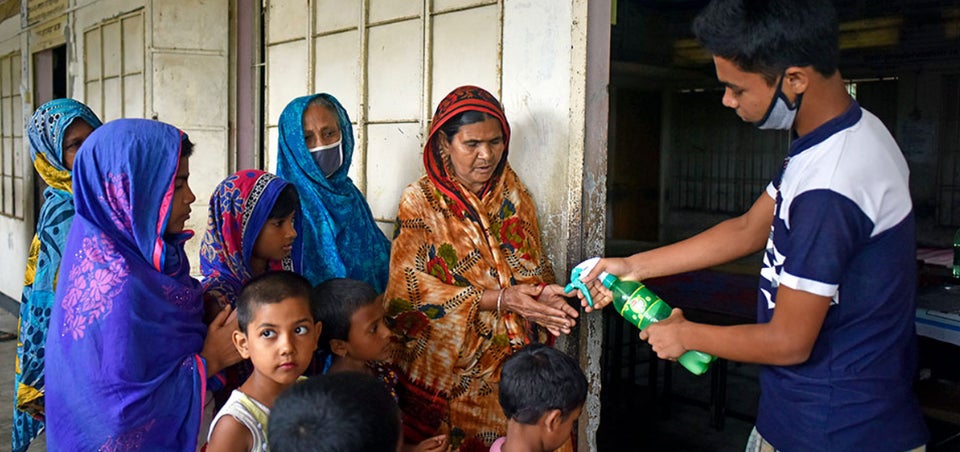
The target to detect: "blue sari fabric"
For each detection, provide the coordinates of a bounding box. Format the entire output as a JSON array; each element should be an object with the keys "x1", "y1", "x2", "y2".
[
  {"x1": 277, "y1": 94, "x2": 390, "y2": 291},
  {"x1": 14, "y1": 99, "x2": 101, "y2": 452},
  {"x1": 45, "y1": 119, "x2": 207, "y2": 451}
]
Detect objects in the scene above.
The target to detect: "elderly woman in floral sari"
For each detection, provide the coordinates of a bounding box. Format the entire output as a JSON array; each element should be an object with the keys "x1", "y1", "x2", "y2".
[
  {"x1": 13, "y1": 99, "x2": 101, "y2": 452},
  {"x1": 384, "y1": 86, "x2": 579, "y2": 452},
  {"x1": 44, "y1": 119, "x2": 239, "y2": 450}
]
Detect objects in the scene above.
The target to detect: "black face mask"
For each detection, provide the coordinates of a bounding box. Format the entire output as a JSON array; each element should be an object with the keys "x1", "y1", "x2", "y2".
[{"x1": 309, "y1": 140, "x2": 342, "y2": 178}]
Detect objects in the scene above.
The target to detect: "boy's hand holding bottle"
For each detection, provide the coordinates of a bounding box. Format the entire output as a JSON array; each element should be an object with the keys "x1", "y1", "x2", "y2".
[{"x1": 565, "y1": 257, "x2": 716, "y2": 375}]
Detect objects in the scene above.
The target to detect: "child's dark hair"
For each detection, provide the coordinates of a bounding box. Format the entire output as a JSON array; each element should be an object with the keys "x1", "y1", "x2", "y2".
[
  {"x1": 499, "y1": 344, "x2": 587, "y2": 424},
  {"x1": 311, "y1": 278, "x2": 379, "y2": 350},
  {"x1": 237, "y1": 271, "x2": 314, "y2": 333},
  {"x1": 180, "y1": 135, "x2": 194, "y2": 157},
  {"x1": 268, "y1": 184, "x2": 299, "y2": 220},
  {"x1": 692, "y1": 0, "x2": 839, "y2": 84},
  {"x1": 268, "y1": 372, "x2": 400, "y2": 452}
]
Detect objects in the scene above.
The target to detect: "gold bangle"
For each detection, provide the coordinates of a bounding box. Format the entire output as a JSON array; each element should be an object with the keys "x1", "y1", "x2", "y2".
[{"x1": 496, "y1": 288, "x2": 505, "y2": 315}]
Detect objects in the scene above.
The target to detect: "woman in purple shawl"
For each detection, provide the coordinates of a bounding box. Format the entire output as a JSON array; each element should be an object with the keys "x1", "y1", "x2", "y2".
[{"x1": 44, "y1": 119, "x2": 240, "y2": 450}]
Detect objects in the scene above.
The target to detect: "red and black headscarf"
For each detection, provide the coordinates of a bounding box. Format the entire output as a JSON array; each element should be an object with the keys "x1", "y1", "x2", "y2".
[{"x1": 424, "y1": 86, "x2": 512, "y2": 219}]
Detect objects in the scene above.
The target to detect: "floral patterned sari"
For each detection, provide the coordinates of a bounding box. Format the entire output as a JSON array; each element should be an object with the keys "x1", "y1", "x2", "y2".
[
  {"x1": 384, "y1": 86, "x2": 556, "y2": 451},
  {"x1": 45, "y1": 119, "x2": 207, "y2": 450}
]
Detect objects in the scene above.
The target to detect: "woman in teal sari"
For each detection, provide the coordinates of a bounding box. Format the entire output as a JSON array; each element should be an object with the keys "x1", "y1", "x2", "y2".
[
  {"x1": 276, "y1": 94, "x2": 390, "y2": 290},
  {"x1": 13, "y1": 99, "x2": 101, "y2": 452}
]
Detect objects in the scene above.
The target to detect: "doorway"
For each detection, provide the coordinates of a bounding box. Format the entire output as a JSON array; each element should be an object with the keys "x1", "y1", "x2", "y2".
[
  {"x1": 608, "y1": 86, "x2": 661, "y2": 242},
  {"x1": 31, "y1": 44, "x2": 67, "y2": 231}
]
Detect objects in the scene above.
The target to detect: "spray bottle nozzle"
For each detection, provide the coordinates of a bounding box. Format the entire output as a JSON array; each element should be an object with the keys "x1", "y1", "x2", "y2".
[{"x1": 564, "y1": 257, "x2": 602, "y2": 307}]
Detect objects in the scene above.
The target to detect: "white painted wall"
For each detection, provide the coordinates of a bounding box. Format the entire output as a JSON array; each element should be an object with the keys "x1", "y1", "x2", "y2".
[
  {"x1": 147, "y1": 0, "x2": 230, "y2": 267},
  {"x1": 502, "y1": 0, "x2": 576, "y2": 278},
  {"x1": 0, "y1": 14, "x2": 27, "y2": 301}
]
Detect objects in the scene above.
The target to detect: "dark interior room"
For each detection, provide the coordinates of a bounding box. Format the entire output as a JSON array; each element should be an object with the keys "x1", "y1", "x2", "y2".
[{"x1": 600, "y1": 1, "x2": 960, "y2": 450}]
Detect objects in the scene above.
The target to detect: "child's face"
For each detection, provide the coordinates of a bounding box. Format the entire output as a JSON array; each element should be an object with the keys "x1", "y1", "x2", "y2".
[
  {"x1": 345, "y1": 301, "x2": 392, "y2": 362},
  {"x1": 166, "y1": 156, "x2": 196, "y2": 234},
  {"x1": 234, "y1": 296, "x2": 321, "y2": 385},
  {"x1": 252, "y1": 211, "x2": 297, "y2": 262},
  {"x1": 543, "y1": 405, "x2": 582, "y2": 451}
]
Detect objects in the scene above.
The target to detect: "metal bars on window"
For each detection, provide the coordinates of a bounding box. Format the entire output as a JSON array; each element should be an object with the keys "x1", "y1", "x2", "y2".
[
  {"x1": 0, "y1": 51, "x2": 22, "y2": 219},
  {"x1": 670, "y1": 89, "x2": 788, "y2": 214},
  {"x1": 83, "y1": 11, "x2": 145, "y2": 122},
  {"x1": 938, "y1": 74, "x2": 960, "y2": 227}
]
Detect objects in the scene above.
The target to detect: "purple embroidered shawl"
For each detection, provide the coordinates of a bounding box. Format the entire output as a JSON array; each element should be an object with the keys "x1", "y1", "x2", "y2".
[{"x1": 45, "y1": 119, "x2": 207, "y2": 451}]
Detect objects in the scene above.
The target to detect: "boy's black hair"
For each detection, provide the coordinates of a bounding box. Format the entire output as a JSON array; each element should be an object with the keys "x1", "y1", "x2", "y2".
[
  {"x1": 499, "y1": 343, "x2": 587, "y2": 425},
  {"x1": 692, "y1": 0, "x2": 839, "y2": 84},
  {"x1": 310, "y1": 278, "x2": 379, "y2": 350},
  {"x1": 237, "y1": 271, "x2": 314, "y2": 333},
  {"x1": 268, "y1": 372, "x2": 400, "y2": 452},
  {"x1": 267, "y1": 184, "x2": 299, "y2": 220}
]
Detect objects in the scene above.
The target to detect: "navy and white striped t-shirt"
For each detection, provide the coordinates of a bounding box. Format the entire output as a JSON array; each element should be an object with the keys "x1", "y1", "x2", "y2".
[{"x1": 755, "y1": 101, "x2": 928, "y2": 451}]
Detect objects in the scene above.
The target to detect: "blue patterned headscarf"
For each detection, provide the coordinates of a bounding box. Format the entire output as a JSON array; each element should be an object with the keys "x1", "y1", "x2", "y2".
[
  {"x1": 277, "y1": 94, "x2": 390, "y2": 291},
  {"x1": 45, "y1": 119, "x2": 208, "y2": 451},
  {"x1": 14, "y1": 99, "x2": 101, "y2": 452}
]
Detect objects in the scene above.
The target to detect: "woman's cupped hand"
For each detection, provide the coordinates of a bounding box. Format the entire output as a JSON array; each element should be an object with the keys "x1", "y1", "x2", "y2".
[{"x1": 503, "y1": 284, "x2": 579, "y2": 336}]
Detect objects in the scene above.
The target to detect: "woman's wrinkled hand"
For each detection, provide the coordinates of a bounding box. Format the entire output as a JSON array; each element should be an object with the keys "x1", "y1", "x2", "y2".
[
  {"x1": 503, "y1": 284, "x2": 577, "y2": 336},
  {"x1": 200, "y1": 305, "x2": 242, "y2": 376}
]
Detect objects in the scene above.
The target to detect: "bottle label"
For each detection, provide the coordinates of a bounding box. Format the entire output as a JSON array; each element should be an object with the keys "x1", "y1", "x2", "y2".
[{"x1": 618, "y1": 285, "x2": 662, "y2": 329}]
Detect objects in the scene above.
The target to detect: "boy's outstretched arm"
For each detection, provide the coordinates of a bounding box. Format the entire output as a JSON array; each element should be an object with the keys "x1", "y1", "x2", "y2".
[
  {"x1": 641, "y1": 286, "x2": 831, "y2": 365},
  {"x1": 579, "y1": 193, "x2": 775, "y2": 312}
]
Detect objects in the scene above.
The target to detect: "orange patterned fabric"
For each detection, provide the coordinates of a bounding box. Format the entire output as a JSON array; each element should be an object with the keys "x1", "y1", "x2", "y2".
[{"x1": 384, "y1": 86, "x2": 556, "y2": 451}]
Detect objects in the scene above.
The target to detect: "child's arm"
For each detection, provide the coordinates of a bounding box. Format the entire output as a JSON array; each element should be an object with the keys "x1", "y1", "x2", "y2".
[
  {"x1": 641, "y1": 285, "x2": 831, "y2": 365},
  {"x1": 403, "y1": 434, "x2": 449, "y2": 452},
  {"x1": 206, "y1": 415, "x2": 254, "y2": 452}
]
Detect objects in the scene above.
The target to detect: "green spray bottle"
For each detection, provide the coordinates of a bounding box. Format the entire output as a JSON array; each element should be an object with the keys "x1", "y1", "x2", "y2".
[{"x1": 565, "y1": 257, "x2": 716, "y2": 375}]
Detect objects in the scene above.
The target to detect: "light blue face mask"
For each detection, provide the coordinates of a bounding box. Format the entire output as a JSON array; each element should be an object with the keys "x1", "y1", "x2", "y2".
[
  {"x1": 755, "y1": 75, "x2": 802, "y2": 130},
  {"x1": 309, "y1": 140, "x2": 342, "y2": 178}
]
